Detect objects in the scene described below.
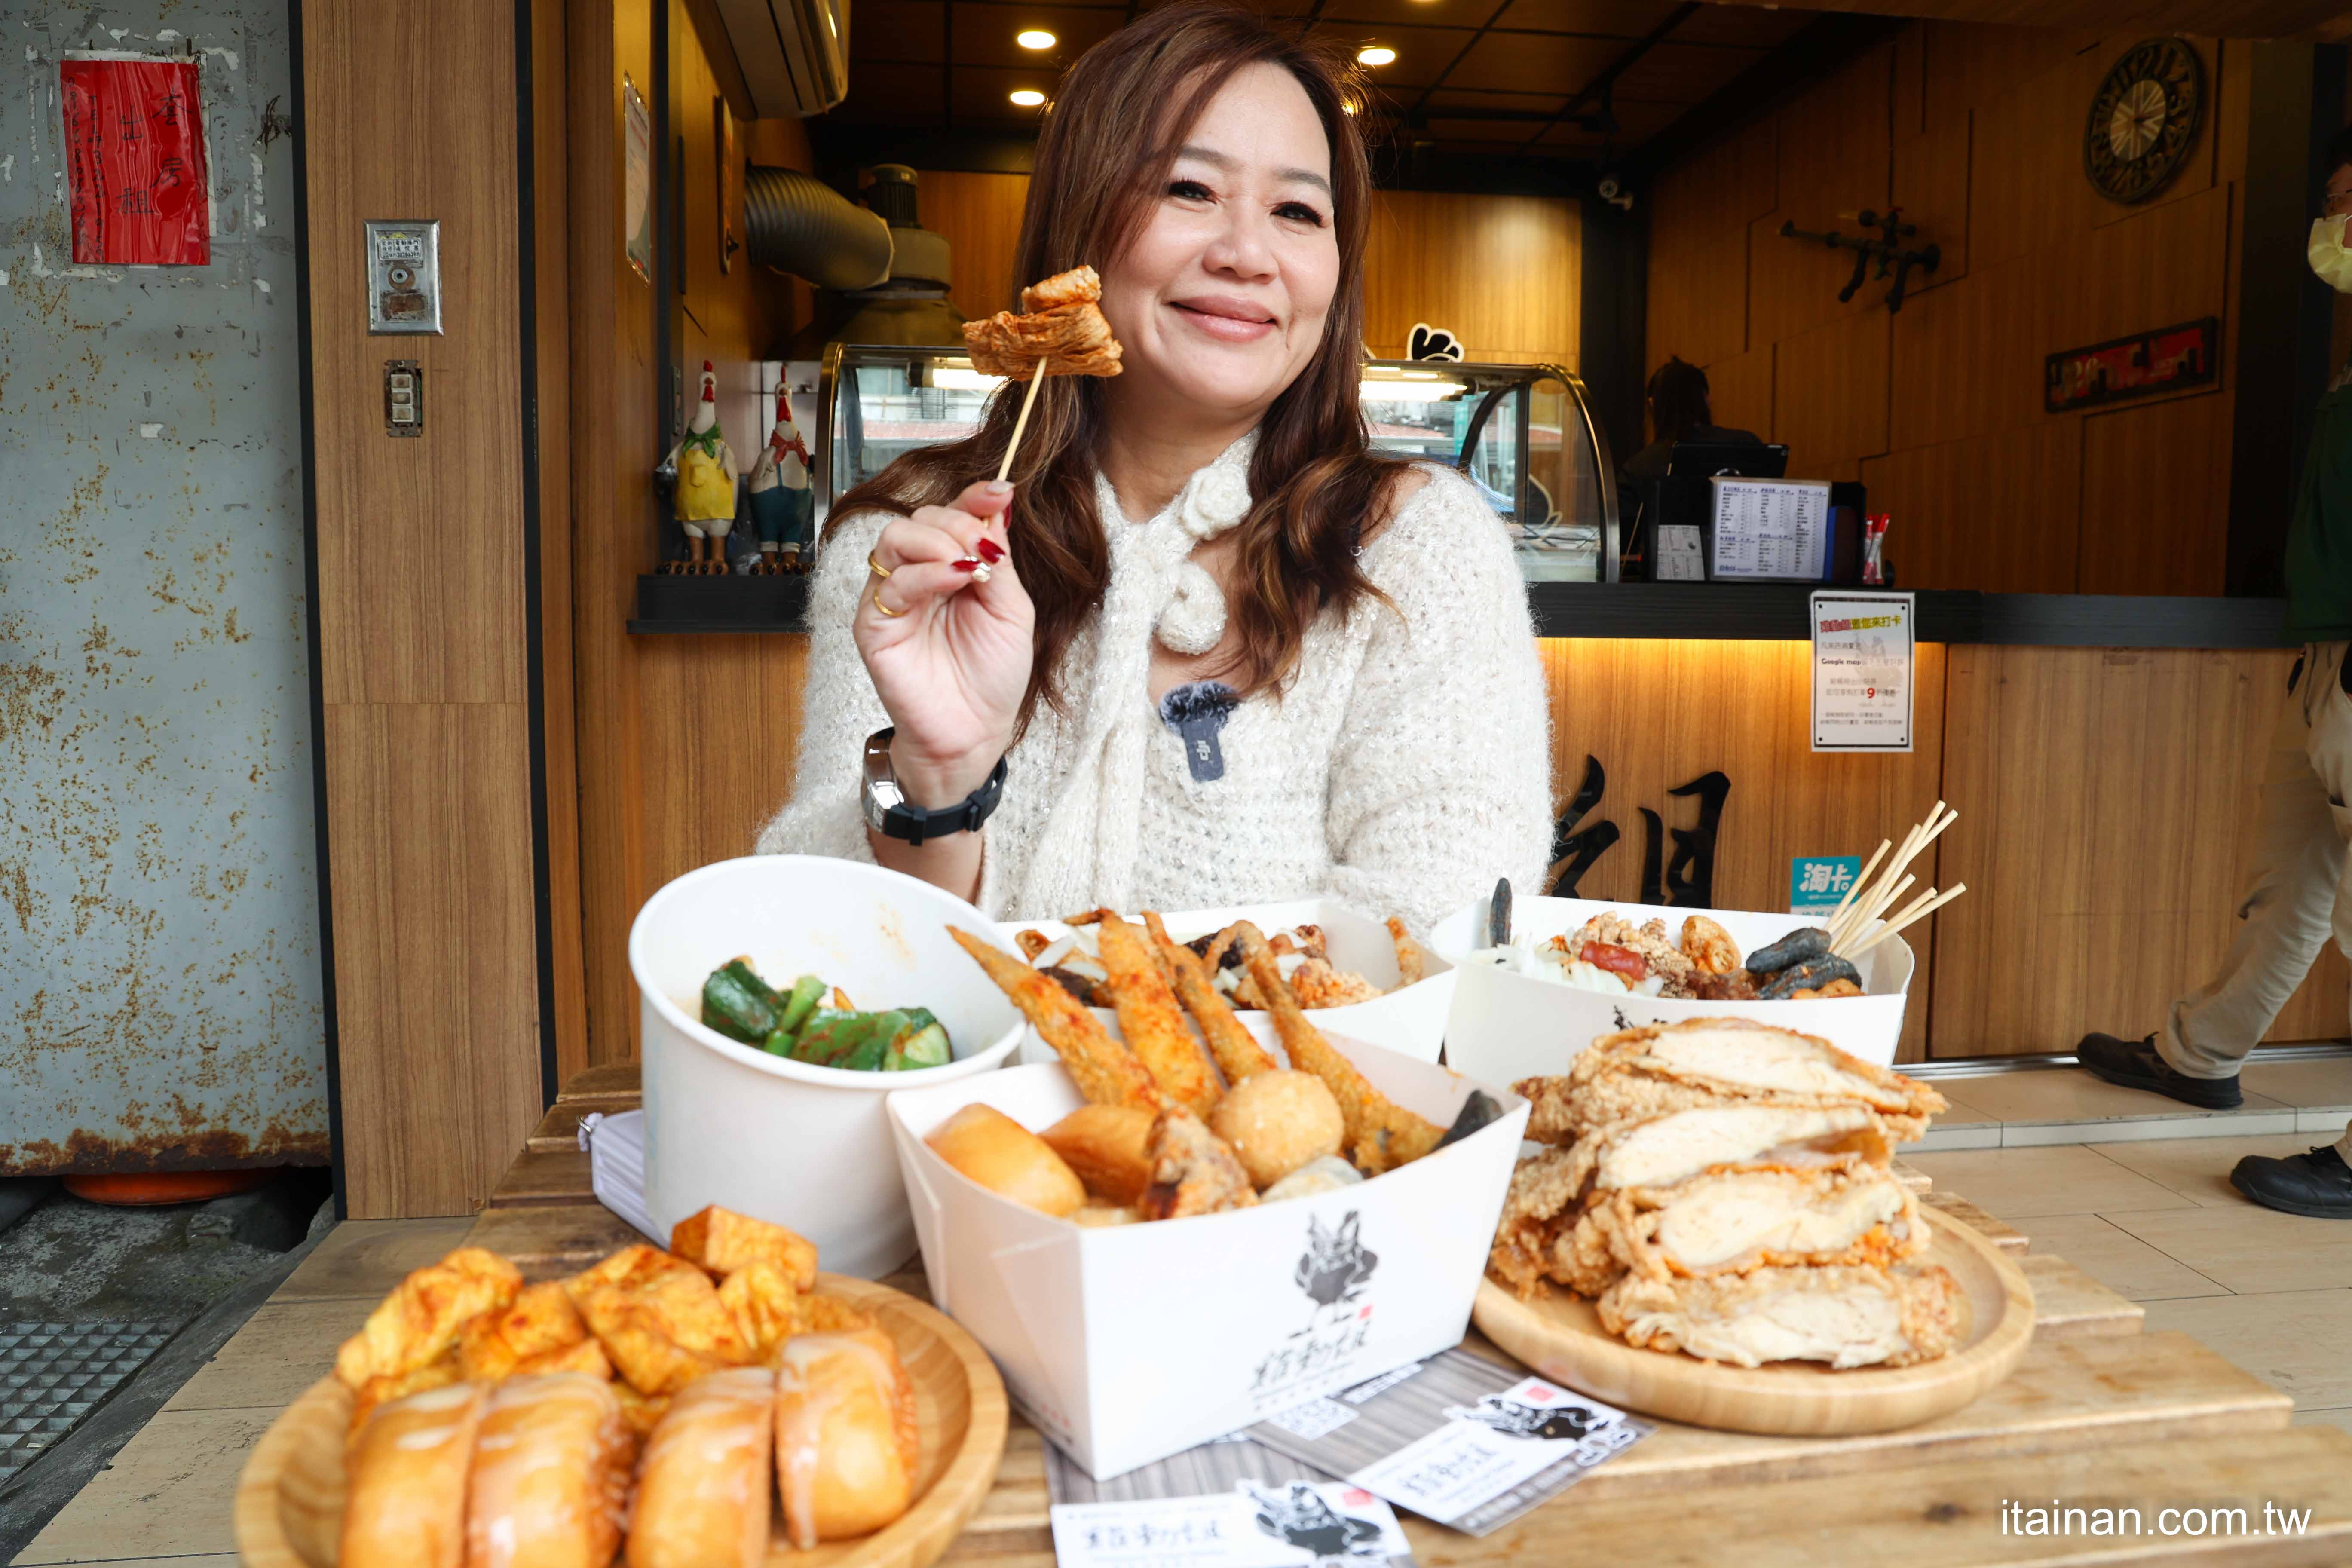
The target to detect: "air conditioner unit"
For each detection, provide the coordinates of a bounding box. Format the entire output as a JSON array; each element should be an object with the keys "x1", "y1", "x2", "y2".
[{"x1": 714, "y1": 0, "x2": 851, "y2": 118}]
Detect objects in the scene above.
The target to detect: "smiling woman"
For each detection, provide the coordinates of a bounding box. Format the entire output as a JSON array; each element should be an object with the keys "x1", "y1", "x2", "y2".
[{"x1": 755, "y1": 0, "x2": 1553, "y2": 933}]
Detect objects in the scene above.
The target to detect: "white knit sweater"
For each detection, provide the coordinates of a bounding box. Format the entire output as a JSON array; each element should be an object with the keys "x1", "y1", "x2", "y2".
[{"x1": 754, "y1": 434, "x2": 1554, "y2": 933}]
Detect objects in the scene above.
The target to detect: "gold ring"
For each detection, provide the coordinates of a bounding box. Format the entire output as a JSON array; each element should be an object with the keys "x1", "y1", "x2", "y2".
[
  {"x1": 867, "y1": 551, "x2": 893, "y2": 581},
  {"x1": 870, "y1": 583, "x2": 908, "y2": 618}
]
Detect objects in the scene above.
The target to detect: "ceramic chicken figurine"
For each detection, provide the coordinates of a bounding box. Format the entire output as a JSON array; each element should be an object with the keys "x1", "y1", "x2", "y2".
[
  {"x1": 665, "y1": 361, "x2": 740, "y2": 574},
  {"x1": 745, "y1": 383, "x2": 813, "y2": 576}
]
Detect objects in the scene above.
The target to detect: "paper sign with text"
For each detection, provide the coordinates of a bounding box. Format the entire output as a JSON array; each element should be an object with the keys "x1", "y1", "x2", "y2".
[
  {"x1": 60, "y1": 58, "x2": 210, "y2": 265},
  {"x1": 1050, "y1": 1480, "x2": 1413, "y2": 1568},
  {"x1": 1810, "y1": 591, "x2": 1915, "y2": 753}
]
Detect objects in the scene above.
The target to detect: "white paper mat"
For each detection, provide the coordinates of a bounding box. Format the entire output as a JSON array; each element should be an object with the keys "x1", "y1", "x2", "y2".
[{"x1": 578, "y1": 1109, "x2": 663, "y2": 1244}]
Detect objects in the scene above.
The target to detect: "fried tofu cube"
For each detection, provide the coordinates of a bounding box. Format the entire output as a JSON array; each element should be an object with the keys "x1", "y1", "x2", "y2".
[
  {"x1": 334, "y1": 1247, "x2": 521, "y2": 1389},
  {"x1": 458, "y1": 1280, "x2": 593, "y2": 1381},
  {"x1": 570, "y1": 1250, "x2": 750, "y2": 1396},
  {"x1": 717, "y1": 1259, "x2": 805, "y2": 1361},
  {"x1": 346, "y1": 1351, "x2": 464, "y2": 1437},
  {"x1": 799, "y1": 1293, "x2": 875, "y2": 1337},
  {"x1": 669, "y1": 1206, "x2": 819, "y2": 1289}
]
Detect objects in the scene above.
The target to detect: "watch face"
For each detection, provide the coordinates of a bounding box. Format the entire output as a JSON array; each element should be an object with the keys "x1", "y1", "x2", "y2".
[{"x1": 2084, "y1": 37, "x2": 2203, "y2": 206}]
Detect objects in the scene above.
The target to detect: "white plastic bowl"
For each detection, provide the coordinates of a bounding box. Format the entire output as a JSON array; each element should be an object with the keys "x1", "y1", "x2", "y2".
[
  {"x1": 629, "y1": 855, "x2": 1024, "y2": 1278},
  {"x1": 1429, "y1": 892, "x2": 1914, "y2": 1083}
]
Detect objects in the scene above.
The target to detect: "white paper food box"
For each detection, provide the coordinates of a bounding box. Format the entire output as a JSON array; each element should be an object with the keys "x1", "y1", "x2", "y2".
[
  {"x1": 1001, "y1": 898, "x2": 1456, "y2": 1065},
  {"x1": 1429, "y1": 893, "x2": 1914, "y2": 1084},
  {"x1": 884, "y1": 1036, "x2": 1527, "y2": 1480}
]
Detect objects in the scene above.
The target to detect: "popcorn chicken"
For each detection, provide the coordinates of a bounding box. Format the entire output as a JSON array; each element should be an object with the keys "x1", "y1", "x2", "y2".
[
  {"x1": 669, "y1": 1205, "x2": 819, "y2": 1289},
  {"x1": 334, "y1": 1247, "x2": 521, "y2": 1389},
  {"x1": 513, "y1": 1336, "x2": 612, "y2": 1380},
  {"x1": 568, "y1": 1247, "x2": 751, "y2": 1396},
  {"x1": 458, "y1": 1280, "x2": 595, "y2": 1382},
  {"x1": 346, "y1": 1351, "x2": 464, "y2": 1436},
  {"x1": 717, "y1": 1259, "x2": 805, "y2": 1361}
]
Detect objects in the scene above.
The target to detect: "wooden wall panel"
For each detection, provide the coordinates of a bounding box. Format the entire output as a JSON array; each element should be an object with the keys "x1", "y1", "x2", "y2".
[
  {"x1": 1773, "y1": 309, "x2": 1890, "y2": 478},
  {"x1": 1647, "y1": 19, "x2": 2256, "y2": 594},
  {"x1": 1859, "y1": 421, "x2": 2082, "y2": 595},
  {"x1": 2078, "y1": 391, "x2": 2236, "y2": 596},
  {"x1": 633, "y1": 637, "x2": 810, "y2": 893},
  {"x1": 306, "y1": 0, "x2": 548, "y2": 1214},
  {"x1": 324, "y1": 705, "x2": 544, "y2": 1214},
  {"x1": 1542, "y1": 638, "x2": 1948, "y2": 1064},
  {"x1": 1363, "y1": 192, "x2": 1580, "y2": 366},
  {"x1": 918, "y1": 170, "x2": 1029, "y2": 323},
  {"x1": 1703, "y1": 345, "x2": 1774, "y2": 438},
  {"x1": 1934, "y1": 646, "x2": 2343, "y2": 1056}
]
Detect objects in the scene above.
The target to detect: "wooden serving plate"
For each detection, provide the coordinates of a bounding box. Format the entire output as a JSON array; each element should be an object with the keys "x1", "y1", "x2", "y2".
[
  {"x1": 233, "y1": 1274, "x2": 1008, "y2": 1568},
  {"x1": 1473, "y1": 1207, "x2": 2035, "y2": 1437}
]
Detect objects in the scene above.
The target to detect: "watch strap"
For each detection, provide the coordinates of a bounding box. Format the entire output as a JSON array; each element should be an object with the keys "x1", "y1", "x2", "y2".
[{"x1": 866, "y1": 728, "x2": 1008, "y2": 846}]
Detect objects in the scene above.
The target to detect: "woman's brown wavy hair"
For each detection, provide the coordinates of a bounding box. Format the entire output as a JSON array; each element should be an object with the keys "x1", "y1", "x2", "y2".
[{"x1": 824, "y1": 0, "x2": 1401, "y2": 734}]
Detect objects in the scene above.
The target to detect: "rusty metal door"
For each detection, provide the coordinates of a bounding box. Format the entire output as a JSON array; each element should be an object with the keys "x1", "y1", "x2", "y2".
[{"x1": 0, "y1": 2, "x2": 326, "y2": 1173}]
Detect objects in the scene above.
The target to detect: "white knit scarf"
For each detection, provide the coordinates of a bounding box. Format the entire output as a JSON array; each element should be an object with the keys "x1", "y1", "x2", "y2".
[{"x1": 1012, "y1": 429, "x2": 1257, "y2": 916}]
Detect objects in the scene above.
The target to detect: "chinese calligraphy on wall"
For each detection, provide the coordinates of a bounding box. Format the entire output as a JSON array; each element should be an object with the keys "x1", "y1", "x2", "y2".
[{"x1": 60, "y1": 58, "x2": 211, "y2": 266}]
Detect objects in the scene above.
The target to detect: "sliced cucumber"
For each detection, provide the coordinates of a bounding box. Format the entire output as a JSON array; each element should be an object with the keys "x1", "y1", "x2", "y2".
[
  {"x1": 884, "y1": 1008, "x2": 952, "y2": 1071},
  {"x1": 838, "y1": 1010, "x2": 903, "y2": 1073},
  {"x1": 701, "y1": 959, "x2": 782, "y2": 1044},
  {"x1": 766, "y1": 974, "x2": 825, "y2": 1048},
  {"x1": 790, "y1": 1008, "x2": 879, "y2": 1068}
]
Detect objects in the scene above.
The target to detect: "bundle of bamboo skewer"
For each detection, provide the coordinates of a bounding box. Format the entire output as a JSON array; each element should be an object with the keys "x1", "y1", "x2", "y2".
[{"x1": 1824, "y1": 802, "x2": 1968, "y2": 962}]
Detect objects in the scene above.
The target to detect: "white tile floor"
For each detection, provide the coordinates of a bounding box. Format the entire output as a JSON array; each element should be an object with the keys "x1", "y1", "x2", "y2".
[{"x1": 1911, "y1": 1057, "x2": 2352, "y2": 1151}]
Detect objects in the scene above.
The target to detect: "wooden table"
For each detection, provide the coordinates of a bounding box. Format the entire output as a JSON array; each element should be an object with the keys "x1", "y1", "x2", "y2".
[{"x1": 469, "y1": 1068, "x2": 2352, "y2": 1566}]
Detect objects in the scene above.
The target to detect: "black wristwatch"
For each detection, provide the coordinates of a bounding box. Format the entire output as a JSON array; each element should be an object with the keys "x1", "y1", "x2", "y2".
[{"x1": 862, "y1": 728, "x2": 1008, "y2": 845}]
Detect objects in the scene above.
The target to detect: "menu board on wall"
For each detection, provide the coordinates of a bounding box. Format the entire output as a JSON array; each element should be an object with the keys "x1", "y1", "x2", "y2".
[
  {"x1": 1711, "y1": 478, "x2": 1830, "y2": 581},
  {"x1": 1810, "y1": 592, "x2": 1914, "y2": 753}
]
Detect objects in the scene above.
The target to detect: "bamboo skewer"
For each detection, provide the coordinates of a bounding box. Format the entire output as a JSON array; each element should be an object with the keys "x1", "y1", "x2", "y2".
[
  {"x1": 994, "y1": 360, "x2": 1051, "y2": 485},
  {"x1": 1822, "y1": 837, "x2": 1890, "y2": 937},
  {"x1": 1830, "y1": 802, "x2": 1958, "y2": 954},
  {"x1": 1850, "y1": 883, "x2": 1968, "y2": 956}
]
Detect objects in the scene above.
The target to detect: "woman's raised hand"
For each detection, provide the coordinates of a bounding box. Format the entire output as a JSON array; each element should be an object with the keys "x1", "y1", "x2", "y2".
[{"x1": 854, "y1": 479, "x2": 1034, "y2": 808}]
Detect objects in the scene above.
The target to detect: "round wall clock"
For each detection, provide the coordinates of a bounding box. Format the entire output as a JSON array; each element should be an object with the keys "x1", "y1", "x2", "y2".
[{"x1": 2084, "y1": 37, "x2": 2205, "y2": 205}]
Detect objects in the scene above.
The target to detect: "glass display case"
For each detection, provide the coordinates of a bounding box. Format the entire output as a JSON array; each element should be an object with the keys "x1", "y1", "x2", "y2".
[{"x1": 810, "y1": 343, "x2": 1618, "y2": 581}]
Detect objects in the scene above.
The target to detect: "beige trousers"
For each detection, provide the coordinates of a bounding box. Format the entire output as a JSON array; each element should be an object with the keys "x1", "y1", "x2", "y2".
[{"x1": 2160, "y1": 640, "x2": 2352, "y2": 1158}]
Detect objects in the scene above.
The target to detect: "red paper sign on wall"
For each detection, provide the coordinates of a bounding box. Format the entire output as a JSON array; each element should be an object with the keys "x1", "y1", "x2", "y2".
[{"x1": 60, "y1": 58, "x2": 211, "y2": 266}]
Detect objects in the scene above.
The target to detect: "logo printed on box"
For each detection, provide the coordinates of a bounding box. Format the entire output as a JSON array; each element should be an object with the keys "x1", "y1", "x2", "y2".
[
  {"x1": 1245, "y1": 1481, "x2": 1389, "y2": 1563},
  {"x1": 1251, "y1": 1213, "x2": 1380, "y2": 1409}
]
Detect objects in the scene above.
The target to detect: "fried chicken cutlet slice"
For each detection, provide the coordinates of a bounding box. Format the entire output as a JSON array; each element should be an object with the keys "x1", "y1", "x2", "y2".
[
  {"x1": 1557, "y1": 1102, "x2": 1892, "y2": 1196},
  {"x1": 1597, "y1": 1260, "x2": 1966, "y2": 1369},
  {"x1": 1569, "y1": 1157, "x2": 1926, "y2": 1294},
  {"x1": 1488, "y1": 1147, "x2": 1590, "y2": 1299},
  {"x1": 1570, "y1": 1018, "x2": 1945, "y2": 1126}
]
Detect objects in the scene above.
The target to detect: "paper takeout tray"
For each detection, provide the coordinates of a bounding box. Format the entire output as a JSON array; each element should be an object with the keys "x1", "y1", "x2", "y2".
[
  {"x1": 884, "y1": 1034, "x2": 1527, "y2": 1480},
  {"x1": 1428, "y1": 893, "x2": 1914, "y2": 1084},
  {"x1": 1000, "y1": 898, "x2": 1456, "y2": 1065}
]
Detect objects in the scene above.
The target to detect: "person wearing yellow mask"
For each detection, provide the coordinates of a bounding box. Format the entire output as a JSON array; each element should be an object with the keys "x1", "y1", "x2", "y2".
[{"x1": 2075, "y1": 130, "x2": 2352, "y2": 1217}]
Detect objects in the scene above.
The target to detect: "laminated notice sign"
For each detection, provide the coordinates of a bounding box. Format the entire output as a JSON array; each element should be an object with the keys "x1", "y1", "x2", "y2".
[
  {"x1": 60, "y1": 58, "x2": 210, "y2": 265},
  {"x1": 1811, "y1": 591, "x2": 1914, "y2": 753}
]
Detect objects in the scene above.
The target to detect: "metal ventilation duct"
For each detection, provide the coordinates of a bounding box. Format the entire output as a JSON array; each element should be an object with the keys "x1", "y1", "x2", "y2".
[{"x1": 744, "y1": 165, "x2": 893, "y2": 291}]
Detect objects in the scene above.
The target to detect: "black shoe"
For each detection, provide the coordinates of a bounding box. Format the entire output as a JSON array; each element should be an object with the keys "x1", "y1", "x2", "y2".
[
  {"x1": 2074, "y1": 1032, "x2": 2243, "y2": 1109},
  {"x1": 2230, "y1": 1145, "x2": 2352, "y2": 1219}
]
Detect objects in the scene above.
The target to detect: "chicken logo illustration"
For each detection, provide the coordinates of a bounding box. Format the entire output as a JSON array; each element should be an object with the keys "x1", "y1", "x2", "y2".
[
  {"x1": 1295, "y1": 1212, "x2": 1377, "y2": 1309},
  {"x1": 1244, "y1": 1482, "x2": 1388, "y2": 1566},
  {"x1": 1445, "y1": 1392, "x2": 1614, "y2": 1443}
]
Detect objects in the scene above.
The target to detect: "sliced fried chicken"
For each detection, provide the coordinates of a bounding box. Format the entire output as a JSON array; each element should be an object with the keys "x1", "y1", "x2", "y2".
[{"x1": 1597, "y1": 1260, "x2": 1966, "y2": 1369}]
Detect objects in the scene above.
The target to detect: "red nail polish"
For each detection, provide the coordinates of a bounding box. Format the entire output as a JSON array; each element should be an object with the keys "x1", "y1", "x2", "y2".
[
  {"x1": 952, "y1": 557, "x2": 982, "y2": 573},
  {"x1": 976, "y1": 538, "x2": 1004, "y2": 564}
]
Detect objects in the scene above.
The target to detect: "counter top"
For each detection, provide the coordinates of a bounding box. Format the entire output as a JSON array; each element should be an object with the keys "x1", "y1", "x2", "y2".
[{"x1": 628, "y1": 574, "x2": 2293, "y2": 649}]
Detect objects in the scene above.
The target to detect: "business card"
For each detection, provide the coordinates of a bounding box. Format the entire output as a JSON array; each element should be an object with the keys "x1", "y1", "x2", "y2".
[
  {"x1": 1246, "y1": 1350, "x2": 1648, "y2": 1536},
  {"x1": 1049, "y1": 1476, "x2": 1414, "y2": 1568}
]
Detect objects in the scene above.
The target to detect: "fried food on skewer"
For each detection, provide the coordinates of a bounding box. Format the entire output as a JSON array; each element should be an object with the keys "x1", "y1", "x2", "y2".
[
  {"x1": 1232, "y1": 923, "x2": 1442, "y2": 1175},
  {"x1": 963, "y1": 266, "x2": 1123, "y2": 380},
  {"x1": 950, "y1": 926, "x2": 1162, "y2": 1112},
  {"x1": 1021, "y1": 266, "x2": 1102, "y2": 312},
  {"x1": 1153, "y1": 923, "x2": 1279, "y2": 1086},
  {"x1": 1097, "y1": 914, "x2": 1221, "y2": 1117},
  {"x1": 1387, "y1": 917, "x2": 1426, "y2": 989}
]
